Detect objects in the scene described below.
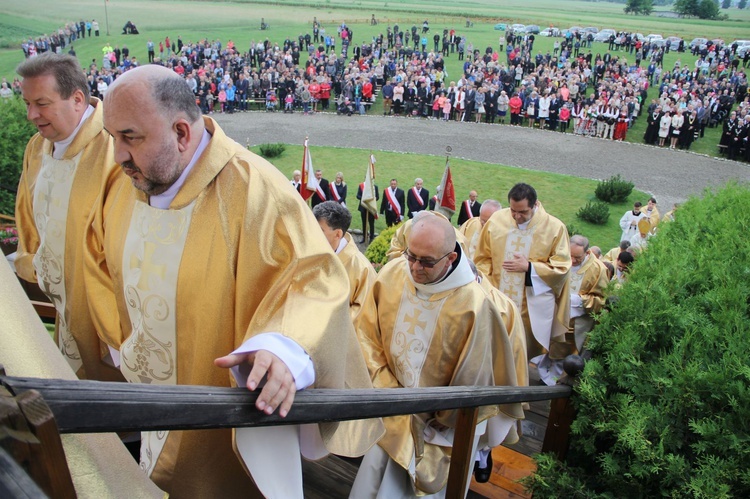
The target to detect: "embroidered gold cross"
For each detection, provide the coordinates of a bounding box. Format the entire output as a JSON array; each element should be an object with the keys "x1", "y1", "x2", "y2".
[
  {"x1": 511, "y1": 236, "x2": 526, "y2": 252},
  {"x1": 403, "y1": 310, "x2": 427, "y2": 334},
  {"x1": 130, "y1": 242, "x2": 167, "y2": 291}
]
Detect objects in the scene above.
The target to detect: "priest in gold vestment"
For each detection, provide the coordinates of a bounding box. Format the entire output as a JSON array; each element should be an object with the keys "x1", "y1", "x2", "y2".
[
  {"x1": 313, "y1": 201, "x2": 376, "y2": 325},
  {"x1": 567, "y1": 235, "x2": 609, "y2": 353},
  {"x1": 14, "y1": 53, "x2": 122, "y2": 382},
  {"x1": 458, "y1": 199, "x2": 502, "y2": 261},
  {"x1": 84, "y1": 65, "x2": 382, "y2": 498},
  {"x1": 351, "y1": 213, "x2": 523, "y2": 497},
  {"x1": 474, "y1": 183, "x2": 571, "y2": 386}
]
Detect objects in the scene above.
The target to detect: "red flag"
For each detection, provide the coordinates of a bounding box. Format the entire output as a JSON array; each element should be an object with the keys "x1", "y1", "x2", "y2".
[
  {"x1": 299, "y1": 138, "x2": 316, "y2": 201},
  {"x1": 437, "y1": 159, "x2": 456, "y2": 217}
]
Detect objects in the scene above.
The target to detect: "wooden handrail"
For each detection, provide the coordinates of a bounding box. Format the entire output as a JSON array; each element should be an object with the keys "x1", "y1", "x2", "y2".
[{"x1": 1, "y1": 376, "x2": 570, "y2": 434}]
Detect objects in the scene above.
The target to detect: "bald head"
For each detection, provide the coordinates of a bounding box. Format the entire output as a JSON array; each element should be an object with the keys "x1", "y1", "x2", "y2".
[
  {"x1": 409, "y1": 213, "x2": 456, "y2": 255},
  {"x1": 107, "y1": 65, "x2": 201, "y2": 124},
  {"x1": 479, "y1": 199, "x2": 502, "y2": 226}
]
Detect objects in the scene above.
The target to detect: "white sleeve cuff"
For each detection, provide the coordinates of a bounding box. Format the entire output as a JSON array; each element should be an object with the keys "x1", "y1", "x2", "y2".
[
  {"x1": 107, "y1": 345, "x2": 121, "y2": 368},
  {"x1": 229, "y1": 333, "x2": 315, "y2": 391},
  {"x1": 570, "y1": 294, "x2": 583, "y2": 309},
  {"x1": 529, "y1": 263, "x2": 553, "y2": 296}
]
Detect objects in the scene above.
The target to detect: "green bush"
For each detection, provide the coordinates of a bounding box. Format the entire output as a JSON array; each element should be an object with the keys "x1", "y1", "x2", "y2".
[
  {"x1": 364, "y1": 222, "x2": 401, "y2": 265},
  {"x1": 257, "y1": 143, "x2": 286, "y2": 159},
  {"x1": 595, "y1": 174, "x2": 634, "y2": 204},
  {"x1": 576, "y1": 201, "x2": 610, "y2": 225},
  {"x1": 526, "y1": 183, "x2": 750, "y2": 498},
  {"x1": 0, "y1": 96, "x2": 37, "y2": 216}
]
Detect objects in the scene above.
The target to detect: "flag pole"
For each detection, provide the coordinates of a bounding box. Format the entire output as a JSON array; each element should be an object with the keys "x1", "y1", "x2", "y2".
[{"x1": 104, "y1": 0, "x2": 110, "y2": 36}]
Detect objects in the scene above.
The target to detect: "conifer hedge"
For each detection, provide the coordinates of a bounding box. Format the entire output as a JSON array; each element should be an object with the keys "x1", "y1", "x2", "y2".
[
  {"x1": 0, "y1": 97, "x2": 36, "y2": 216},
  {"x1": 526, "y1": 183, "x2": 750, "y2": 498}
]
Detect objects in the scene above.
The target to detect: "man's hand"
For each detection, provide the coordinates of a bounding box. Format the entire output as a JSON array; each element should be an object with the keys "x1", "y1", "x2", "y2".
[
  {"x1": 214, "y1": 350, "x2": 296, "y2": 418},
  {"x1": 502, "y1": 253, "x2": 530, "y2": 273}
]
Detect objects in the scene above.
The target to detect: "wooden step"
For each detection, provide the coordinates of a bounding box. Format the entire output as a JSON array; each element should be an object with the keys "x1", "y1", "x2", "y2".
[{"x1": 469, "y1": 446, "x2": 535, "y2": 499}]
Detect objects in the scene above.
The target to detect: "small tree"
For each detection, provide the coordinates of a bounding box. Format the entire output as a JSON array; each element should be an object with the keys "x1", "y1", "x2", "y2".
[
  {"x1": 696, "y1": 0, "x2": 721, "y2": 18},
  {"x1": 740, "y1": 0, "x2": 747, "y2": 9},
  {"x1": 721, "y1": 0, "x2": 731, "y2": 8},
  {"x1": 0, "y1": 97, "x2": 37, "y2": 216}
]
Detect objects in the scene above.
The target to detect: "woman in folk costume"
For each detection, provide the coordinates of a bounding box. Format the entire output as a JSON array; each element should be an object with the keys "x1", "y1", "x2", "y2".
[
  {"x1": 613, "y1": 107, "x2": 629, "y2": 141},
  {"x1": 572, "y1": 100, "x2": 585, "y2": 134}
]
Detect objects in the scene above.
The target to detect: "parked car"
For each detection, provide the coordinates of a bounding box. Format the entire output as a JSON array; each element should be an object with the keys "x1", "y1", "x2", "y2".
[
  {"x1": 666, "y1": 36, "x2": 682, "y2": 51},
  {"x1": 568, "y1": 26, "x2": 584, "y2": 34},
  {"x1": 690, "y1": 37, "x2": 709, "y2": 51},
  {"x1": 732, "y1": 40, "x2": 750, "y2": 57},
  {"x1": 494, "y1": 23, "x2": 507, "y2": 31},
  {"x1": 510, "y1": 23, "x2": 526, "y2": 32},
  {"x1": 540, "y1": 28, "x2": 561, "y2": 37},
  {"x1": 633, "y1": 33, "x2": 646, "y2": 43},
  {"x1": 524, "y1": 25, "x2": 541, "y2": 34},
  {"x1": 594, "y1": 29, "x2": 616, "y2": 43},
  {"x1": 646, "y1": 34, "x2": 663, "y2": 42},
  {"x1": 583, "y1": 27, "x2": 599, "y2": 34}
]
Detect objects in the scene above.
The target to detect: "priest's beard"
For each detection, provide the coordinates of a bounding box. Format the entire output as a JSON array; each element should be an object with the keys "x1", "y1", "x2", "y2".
[{"x1": 121, "y1": 143, "x2": 184, "y2": 197}]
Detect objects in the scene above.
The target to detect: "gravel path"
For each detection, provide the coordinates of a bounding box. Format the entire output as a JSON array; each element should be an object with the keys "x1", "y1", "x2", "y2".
[{"x1": 215, "y1": 112, "x2": 750, "y2": 211}]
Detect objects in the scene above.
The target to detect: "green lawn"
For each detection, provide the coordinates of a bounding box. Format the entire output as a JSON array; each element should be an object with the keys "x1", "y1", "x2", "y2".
[
  {"x1": 1, "y1": 0, "x2": 735, "y2": 156},
  {"x1": 250, "y1": 144, "x2": 649, "y2": 251}
]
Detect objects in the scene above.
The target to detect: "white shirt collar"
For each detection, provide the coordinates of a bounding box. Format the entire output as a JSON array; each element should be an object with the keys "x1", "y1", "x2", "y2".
[
  {"x1": 52, "y1": 104, "x2": 95, "y2": 159},
  {"x1": 335, "y1": 236, "x2": 347, "y2": 255},
  {"x1": 149, "y1": 129, "x2": 212, "y2": 209}
]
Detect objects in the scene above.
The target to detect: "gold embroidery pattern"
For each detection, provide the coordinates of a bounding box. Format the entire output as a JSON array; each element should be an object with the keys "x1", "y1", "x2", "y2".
[
  {"x1": 569, "y1": 270, "x2": 585, "y2": 295},
  {"x1": 391, "y1": 291, "x2": 445, "y2": 388},
  {"x1": 32, "y1": 153, "x2": 81, "y2": 370},
  {"x1": 122, "y1": 287, "x2": 173, "y2": 383},
  {"x1": 140, "y1": 430, "x2": 169, "y2": 477},
  {"x1": 499, "y1": 227, "x2": 534, "y2": 310}
]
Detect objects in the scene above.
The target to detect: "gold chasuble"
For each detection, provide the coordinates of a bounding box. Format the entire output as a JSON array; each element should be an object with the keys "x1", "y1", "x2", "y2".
[
  {"x1": 474, "y1": 204, "x2": 571, "y2": 359},
  {"x1": 338, "y1": 232, "x2": 377, "y2": 324},
  {"x1": 15, "y1": 98, "x2": 123, "y2": 382},
  {"x1": 355, "y1": 252, "x2": 523, "y2": 495},
  {"x1": 84, "y1": 118, "x2": 382, "y2": 498},
  {"x1": 458, "y1": 216, "x2": 482, "y2": 261},
  {"x1": 568, "y1": 253, "x2": 609, "y2": 352}
]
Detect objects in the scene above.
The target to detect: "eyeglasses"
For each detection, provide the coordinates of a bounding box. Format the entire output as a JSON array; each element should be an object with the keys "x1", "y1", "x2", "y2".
[{"x1": 403, "y1": 249, "x2": 452, "y2": 269}]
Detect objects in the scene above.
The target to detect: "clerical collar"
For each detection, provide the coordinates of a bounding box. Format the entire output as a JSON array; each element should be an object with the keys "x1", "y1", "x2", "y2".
[
  {"x1": 408, "y1": 242, "x2": 473, "y2": 295},
  {"x1": 150, "y1": 129, "x2": 212, "y2": 209},
  {"x1": 52, "y1": 104, "x2": 95, "y2": 159}
]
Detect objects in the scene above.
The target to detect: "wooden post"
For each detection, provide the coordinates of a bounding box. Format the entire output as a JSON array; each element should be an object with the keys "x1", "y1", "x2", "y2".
[
  {"x1": 15, "y1": 390, "x2": 75, "y2": 499},
  {"x1": 541, "y1": 354, "x2": 586, "y2": 460},
  {"x1": 445, "y1": 406, "x2": 478, "y2": 498}
]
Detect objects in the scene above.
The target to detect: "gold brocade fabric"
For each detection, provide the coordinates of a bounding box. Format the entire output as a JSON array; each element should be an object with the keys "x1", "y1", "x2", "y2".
[
  {"x1": 339, "y1": 232, "x2": 377, "y2": 325},
  {"x1": 474, "y1": 203, "x2": 571, "y2": 357},
  {"x1": 571, "y1": 252, "x2": 609, "y2": 315},
  {"x1": 84, "y1": 117, "x2": 382, "y2": 498},
  {"x1": 458, "y1": 216, "x2": 482, "y2": 261},
  {"x1": 355, "y1": 257, "x2": 523, "y2": 495},
  {"x1": 15, "y1": 98, "x2": 123, "y2": 383}
]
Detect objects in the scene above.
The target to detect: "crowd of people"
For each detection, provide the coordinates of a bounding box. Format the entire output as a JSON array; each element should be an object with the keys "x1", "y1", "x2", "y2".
[{"x1": 9, "y1": 18, "x2": 750, "y2": 159}]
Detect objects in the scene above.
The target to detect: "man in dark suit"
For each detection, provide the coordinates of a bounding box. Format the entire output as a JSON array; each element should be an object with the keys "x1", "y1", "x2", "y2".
[
  {"x1": 356, "y1": 182, "x2": 379, "y2": 242},
  {"x1": 463, "y1": 84, "x2": 476, "y2": 122},
  {"x1": 457, "y1": 190, "x2": 482, "y2": 226},
  {"x1": 485, "y1": 85, "x2": 499, "y2": 123},
  {"x1": 406, "y1": 178, "x2": 430, "y2": 219},
  {"x1": 380, "y1": 178, "x2": 405, "y2": 226},
  {"x1": 311, "y1": 169, "x2": 329, "y2": 208}
]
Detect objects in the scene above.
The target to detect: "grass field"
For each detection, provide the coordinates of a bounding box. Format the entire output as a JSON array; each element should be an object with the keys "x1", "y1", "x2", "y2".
[
  {"x1": 0, "y1": 0, "x2": 731, "y2": 248},
  {"x1": 1, "y1": 0, "x2": 741, "y2": 157},
  {"x1": 249, "y1": 144, "x2": 649, "y2": 250}
]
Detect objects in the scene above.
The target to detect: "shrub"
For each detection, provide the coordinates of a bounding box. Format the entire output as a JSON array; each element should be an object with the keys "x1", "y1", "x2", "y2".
[
  {"x1": 595, "y1": 174, "x2": 634, "y2": 203},
  {"x1": 364, "y1": 222, "x2": 402, "y2": 265},
  {"x1": 257, "y1": 143, "x2": 286, "y2": 159},
  {"x1": 566, "y1": 222, "x2": 582, "y2": 238},
  {"x1": 525, "y1": 183, "x2": 750, "y2": 498},
  {"x1": 0, "y1": 96, "x2": 37, "y2": 216},
  {"x1": 576, "y1": 201, "x2": 610, "y2": 225}
]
